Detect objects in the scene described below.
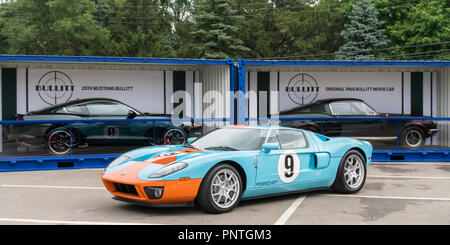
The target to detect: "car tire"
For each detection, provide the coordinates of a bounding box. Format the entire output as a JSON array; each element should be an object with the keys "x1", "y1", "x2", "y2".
[
  {"x1": 163, "y1": 128, "x2": 186, "y2": 145},
  {"x1": 196, "y1": 164, "x2": 243, "y2": 214},
  {"x1": 47, "y1": 129, "x2": 76, "y2": 155},
  {"x1": 331, "y1": 150, "x2": 367, "y2": 194},
  {"x1": 400, "y1": 126, "x2": 425, "y2": 149}
]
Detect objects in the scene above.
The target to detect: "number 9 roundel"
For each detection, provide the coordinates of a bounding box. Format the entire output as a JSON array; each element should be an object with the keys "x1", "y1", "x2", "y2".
[{"x1": 277, "y1": 150, "x2": 300, "y2": 183}]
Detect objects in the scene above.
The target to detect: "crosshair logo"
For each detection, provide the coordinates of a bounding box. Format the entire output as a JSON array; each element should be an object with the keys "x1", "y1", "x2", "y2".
[
  {"x1": 285, "y1": 73, "x2": 319, "y2": 105},
  {"x1": 35, "y1": 71, "x2": 75, "y2": 105}
]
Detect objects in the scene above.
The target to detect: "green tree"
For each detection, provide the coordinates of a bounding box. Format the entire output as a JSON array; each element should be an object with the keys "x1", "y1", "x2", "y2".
[
  {"x1": 374, "y1": 0, "x2": 449, "y2": 60},
  {"x1": 190, "y1": 0, "x2": 250, "y2": 59},
  {"x1": 97, "y1": 0, "x2": 174, "y2": 57},
  {"x1": 335, "y1": 0, "x2": 389, "y2": 59},
  {"x1": 167, "y1": 0, "x2": 196, "y2": 58},
  {"x1": 0, "y1": 0, "x2": 111, "y2": 56},
  {"x1": 234, "y1": 0, "x2": 349, "y2": 59}
]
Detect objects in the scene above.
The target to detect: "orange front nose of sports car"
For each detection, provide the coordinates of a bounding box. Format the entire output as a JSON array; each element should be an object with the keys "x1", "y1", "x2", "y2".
[{"x1": 101, "y1": 161, "x2": 202, "y2": 205}]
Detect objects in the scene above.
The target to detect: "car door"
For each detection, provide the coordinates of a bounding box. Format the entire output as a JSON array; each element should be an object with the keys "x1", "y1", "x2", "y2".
[
  {"x1": 255, "y1": 129, "x2": 319, "y2": 195},
  {"x1": 84, "y1": 101, "x2": 142, "y2": 145},
  {"x1": 326, "y1": 101, "x2": 382, "y2": 137}
]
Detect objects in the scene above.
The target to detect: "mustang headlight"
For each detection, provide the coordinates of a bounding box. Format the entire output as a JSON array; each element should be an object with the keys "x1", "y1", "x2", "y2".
[
  {"x1": 105, "y1": 155, "x2": 131, "y2": 171},
  {"x1": 149, "y1": 162, "x2": 188, "y2": 178}
]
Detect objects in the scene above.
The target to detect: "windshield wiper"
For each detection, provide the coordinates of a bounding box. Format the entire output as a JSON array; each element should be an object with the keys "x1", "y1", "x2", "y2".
[{"x1": 204, "y1": 146, "x2": 238, "y2": 151}]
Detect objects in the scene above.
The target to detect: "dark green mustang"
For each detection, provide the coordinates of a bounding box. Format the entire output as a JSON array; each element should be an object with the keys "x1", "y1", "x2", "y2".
[{"x1": 13, "y1": 98, "x2": 190, "y2": 155}]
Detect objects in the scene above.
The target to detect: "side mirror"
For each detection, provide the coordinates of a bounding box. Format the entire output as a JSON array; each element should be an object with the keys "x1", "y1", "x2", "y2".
[
  {"x1": 127, "y1": 110, "x2": 137, "y2": 119},
  {"x1": 187, "y1": 137, "x2": 198, "y2": 144},
  {"x1": 262, "y1": 143, "x2": 279, "y2": 153}
]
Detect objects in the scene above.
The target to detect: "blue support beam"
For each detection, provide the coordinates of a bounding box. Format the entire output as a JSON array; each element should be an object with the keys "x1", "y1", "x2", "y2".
[
  {"x1": 237, "y1": 59, "x2": 247, "y2": 125},
  {"x1": 243, "y1": 59, "x2": 450, "y2": 67},
  {"x1": 372, "y1": 150, "x2": 450, "y2": 162},
  {"x1": 0, "y1": 54, "x2": 234, "y2": 66},
  {"x1": 0, "y1": 154, "x2": 119, "y2": 172}
]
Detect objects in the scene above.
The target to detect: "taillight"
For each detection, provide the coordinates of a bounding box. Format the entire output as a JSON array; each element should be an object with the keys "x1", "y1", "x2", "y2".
[{"x1": 16, "y1": 117, "x2": 24, "y2": 121}]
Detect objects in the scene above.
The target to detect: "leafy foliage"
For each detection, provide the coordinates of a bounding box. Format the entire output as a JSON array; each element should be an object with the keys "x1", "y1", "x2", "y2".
[
  {"x1": 374, "y1": 0, "x2": 449, "y2": 60},
  {"x1": 0, "y1": 0, "x2": 111, "y2": 55},
  {"x1": 335, "y1": 0, "x2": 389, "y2": 60},
  {"x1": 0, "y1": 0, "x2": 447, "y2": 60},
  {"x1": 189, "y1": 0, "x2": 250, "y2": 58}
]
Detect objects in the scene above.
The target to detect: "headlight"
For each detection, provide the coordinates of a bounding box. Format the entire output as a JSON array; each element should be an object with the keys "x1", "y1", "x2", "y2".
[
  {"x1": 149, "y1": 162, "x2": 188, "y2": 178},
  {"x1": 105, "y1": 155, "x2": 131, "y2": 171}
]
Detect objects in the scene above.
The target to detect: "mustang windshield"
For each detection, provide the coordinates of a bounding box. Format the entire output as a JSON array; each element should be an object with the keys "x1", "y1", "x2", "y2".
[{"x1": 191, "y1": 128, "x2": 268, "y2": 151}]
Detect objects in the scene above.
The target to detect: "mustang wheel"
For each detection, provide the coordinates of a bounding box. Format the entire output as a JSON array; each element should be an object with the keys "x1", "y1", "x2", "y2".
[
  {"x1": 163, "y1": 128, "x2": 186, "y2": 145},
  {"x1": 47, "y1": 130, "x2": 74, "y2": 155},
  {"x1": 400, "y1": 126, "x2": 425, "y2": 149},
  {"x1": 197, "y1": 164, "x2": 243, "y2": 213},
  {"x1": 331, "y1": 150, "x2": 367, "y2": 194}
]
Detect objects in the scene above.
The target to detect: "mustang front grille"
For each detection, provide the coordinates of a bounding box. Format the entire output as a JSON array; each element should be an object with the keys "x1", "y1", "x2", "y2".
[{"x1": 113, "y1": 182, "x2": 138, "y2": 196}]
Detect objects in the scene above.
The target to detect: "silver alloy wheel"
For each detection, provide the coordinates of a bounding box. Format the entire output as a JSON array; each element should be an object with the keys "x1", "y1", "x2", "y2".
[
  {"x1": 210, "y1": 169, "x2": 240, "y2": 209},
  {"x1": 48, "y1": 130, "x2": 72, "y2": 155},
  {"x1": 343, "y1": 154, "x2": 365, "y2": 189},
  {"x1": 405, "y1": 129, "x2": 423, "y2": 148},
  {"x1": 163, "y1": 128, "x2": 186, "y2": 145}
]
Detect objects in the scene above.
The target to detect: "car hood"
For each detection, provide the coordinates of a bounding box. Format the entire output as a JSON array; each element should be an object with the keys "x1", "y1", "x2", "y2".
[
  {"x1": 120, "y1": 145, "x2": 219, "y2": 162},
  {"x1": 102, "y1": 145, "x2": 239, "y2": 181}
]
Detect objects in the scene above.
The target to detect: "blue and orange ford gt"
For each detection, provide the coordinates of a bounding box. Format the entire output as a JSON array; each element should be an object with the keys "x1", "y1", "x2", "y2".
[{"x1": 101, "y1": 125, "x2": 372, "y2": 213}]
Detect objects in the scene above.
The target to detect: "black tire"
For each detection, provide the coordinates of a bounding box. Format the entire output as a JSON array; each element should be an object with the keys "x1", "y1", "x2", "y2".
[
  {"x1": 163, "y1": 128, "x2": 186, "y2": 145},
  {"x1": 399, "y1": 126, "x2": 426, "y2": 149},
  {"x1": 196, "y1": 164, "x2": 243, "y2": 214},
  {"x1": 331, "y1": 150, "x2": 367, "y2": 194},
  {"x1": 47, "y1": 129, "x2": 76, "y2": 155}
]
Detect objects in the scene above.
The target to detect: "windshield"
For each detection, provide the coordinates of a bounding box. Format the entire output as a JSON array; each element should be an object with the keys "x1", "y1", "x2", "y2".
[{"x1": 191, "y1": 128, "x2": 268, "y2": 151}]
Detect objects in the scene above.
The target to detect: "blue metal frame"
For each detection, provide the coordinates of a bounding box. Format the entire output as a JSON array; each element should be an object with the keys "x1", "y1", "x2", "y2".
[
  {"x1": 1, "y1": 56, "x2": 450, "y2": 170},
  {"x1": 0, "y1": 54, "x2": 234, "y2": 65},
  {"x1": 0, "y1": 154, "x2": 120, "y2": 172},
  {"x1": 240, "y1": 59, "x2": 450, "y2": 67},
  {"x1": 245, "y1": 116, "x2": 450, "y2": 162},
  {"x1": 1, "y1": 54, "x2": 237, "y2": 127},
  {"x1": 0, "y1": 117, "x2": 231, "y2": 171},
  {"x1": 0, "y1": 55, "x2": 237, "y2": 171},
  {"x1": 372, "y1": 149, "x2": 450, "y2": 162},
  {"x1": 0, "y1": 116, "x2": 449, "y2": 171},
  {"x1": 236, "y1": 59, "x2": 450, "y2": 162},
  {"x1": 236, "y1": 58, "x2": 449, "y2": 124},
  {"x1": 237, "y1": 59, "x2": 247, "y2": 125}
]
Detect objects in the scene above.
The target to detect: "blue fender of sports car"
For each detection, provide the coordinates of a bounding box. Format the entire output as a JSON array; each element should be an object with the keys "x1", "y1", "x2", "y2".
[{"x1": 101, "y1": 125, "x2": 372, "y2": 213}]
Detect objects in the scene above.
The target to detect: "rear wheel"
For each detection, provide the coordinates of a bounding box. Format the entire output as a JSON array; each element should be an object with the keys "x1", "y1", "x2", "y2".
[
  {"x1": 400, "y1": 126, "x2": 425, "y2": 149},
  {"x1": 197, "y1": 164, "x2": 243, "y2": 213},
  {"x1": 331, "y1": 150, "x2": 367, "y2": 194}
]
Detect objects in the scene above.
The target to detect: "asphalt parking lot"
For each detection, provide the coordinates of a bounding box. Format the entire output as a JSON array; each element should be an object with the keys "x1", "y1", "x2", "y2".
[{"x1": 0, "y1": 162, "x2": 449, "y2": 225}]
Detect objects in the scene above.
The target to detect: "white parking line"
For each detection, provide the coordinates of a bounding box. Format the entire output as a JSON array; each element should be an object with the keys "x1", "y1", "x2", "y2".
[
  {"x1": 325, "y1": 194, "x2": 450, "y2": 201},
  {"x1": 0, "y1": 217, "x2": 161, "y2": 225},
  {"x1": 368, "y1": 175, "x2": 450, "y2": 180},
  {"x1": 274, "y1": 195, "x2": 306, "y2": 225},
  {"x1": 0, "y1": 184, "x2": 104, "y2": 190}
]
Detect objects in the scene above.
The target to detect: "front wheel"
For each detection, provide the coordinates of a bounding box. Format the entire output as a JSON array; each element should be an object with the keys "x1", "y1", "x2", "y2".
[
  {"x1": 47, "y1": 130, "x2": 75, "y2": 155},
  {"x1": 331, "y1": 150, "x2": 367, "y2": 194},
  {"x1": 163, "y1": 128, "x2": 186, "y2": 145},
  {"x1": 196, "y1": 164, "x2": 243, "y2": 213}
]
